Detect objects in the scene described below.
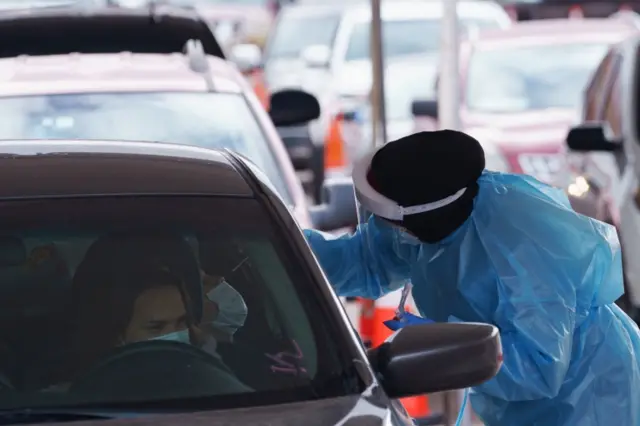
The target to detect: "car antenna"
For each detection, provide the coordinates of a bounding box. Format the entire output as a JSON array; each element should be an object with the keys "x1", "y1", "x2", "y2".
[{"x1": 184, "y1": 39, "x2": 215, "y2": 91}]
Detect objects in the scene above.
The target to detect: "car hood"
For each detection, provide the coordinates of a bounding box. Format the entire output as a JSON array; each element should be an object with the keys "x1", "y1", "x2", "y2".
[
  {"x1": 464, "y1": 108, "x2": 578, "y2": 152},
  {"x1": 46, "y1": 389, "x2": 407, "y2": 426}
]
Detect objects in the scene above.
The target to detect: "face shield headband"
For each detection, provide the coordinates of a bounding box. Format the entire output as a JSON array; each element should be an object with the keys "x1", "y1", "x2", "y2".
[{"x1": 352, "y1": 150, "x2": 468, "y2": 221}]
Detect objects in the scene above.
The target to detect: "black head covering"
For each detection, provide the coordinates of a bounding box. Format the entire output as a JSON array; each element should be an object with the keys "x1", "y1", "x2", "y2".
[{"x1": 367, "y1": 130, "x2": 485, "y2": 243}]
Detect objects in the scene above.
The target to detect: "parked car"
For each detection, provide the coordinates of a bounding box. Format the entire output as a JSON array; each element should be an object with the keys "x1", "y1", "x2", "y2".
[
  {"x1": 0, "y1": 139, "x2": 503, "y2": 425},
  {"x1": 246, "y1": 0, "x2": 511, "y2": 199},
  {"x1": 564, "y1": 34, "x2": 640, "y2": 319},
  {"x1": 412, "y1": 17, "x2": 636, "y2": 185},
  {"x1": 0, "y1": 5, "x2": 340, "y2": 230}
]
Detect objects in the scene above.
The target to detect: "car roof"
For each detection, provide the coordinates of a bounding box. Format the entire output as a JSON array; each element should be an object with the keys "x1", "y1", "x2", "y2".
[
  {"x1": 472, "y1": 18, "x2": 637, "y2": 46},
  {"x1": 0, "y1": 5, "x2": 225, "y2": 60},
  {"x1": 0, "y1": 53, "x2": 244, "y2": 97},
  {"x1": 0, "y1": 140, "x2": 255, "y2": 199}
]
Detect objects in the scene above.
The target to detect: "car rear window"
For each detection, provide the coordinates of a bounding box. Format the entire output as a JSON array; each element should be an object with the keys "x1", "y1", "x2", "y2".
[
  {"x1": 0, "y1": 92, "x2": 293, "y2": 206},
  {"x1": 465, "y1": 41, "x2": 610, "y2": 113},
  {"x1": 0, "y1": 195, "x2": 361, "y2": 411},
  {"x1": 266, "y1": 12, "x2": 340, "y2": 59},
  {"x1": 344, "y1": 17, "x2": 505, "y2": 62}
]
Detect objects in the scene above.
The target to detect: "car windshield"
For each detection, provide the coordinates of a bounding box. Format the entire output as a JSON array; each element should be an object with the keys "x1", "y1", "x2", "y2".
[
  {"x1": 0, "y1": 196, "x2": 362, "y2": 411},
  {"x1": 344, "y1": 18, "x2": 503, "y2": 62},
  {"x1": 266, "y1": 13, "x2": 340, "y2": 59},
  {"x1": 466, "y1": 42, "x2": 610, "y2": 113},
  {"x1": 0, "y1": 92, "x2": 293, "y2": 205}
]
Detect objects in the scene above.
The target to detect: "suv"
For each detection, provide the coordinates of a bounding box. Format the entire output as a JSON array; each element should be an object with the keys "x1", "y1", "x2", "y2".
[
  {"x1": 564, "y1": 34, "x2": 640, "y2": 319},
  {"x1": 0, "y1": 5, "x2": 348, "y2": 230},
  {"x1": 0, "y1": 139, "x2": 502, "y2": 425}
]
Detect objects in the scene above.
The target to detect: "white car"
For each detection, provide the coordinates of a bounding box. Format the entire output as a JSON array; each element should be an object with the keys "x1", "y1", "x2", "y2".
[{"x1": 260, "y1": 0, "x2": 512, "y2": 177}]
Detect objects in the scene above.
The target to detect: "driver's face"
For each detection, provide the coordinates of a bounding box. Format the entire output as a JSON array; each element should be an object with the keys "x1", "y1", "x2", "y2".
[{"x1": 123, "y1": 285, "x2": 188, "y2": 343}]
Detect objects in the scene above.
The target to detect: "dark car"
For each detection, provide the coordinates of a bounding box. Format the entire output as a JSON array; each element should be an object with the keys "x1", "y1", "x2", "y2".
[{"x1": 0, "y1": 140, "x2": 502, "y2": 425}]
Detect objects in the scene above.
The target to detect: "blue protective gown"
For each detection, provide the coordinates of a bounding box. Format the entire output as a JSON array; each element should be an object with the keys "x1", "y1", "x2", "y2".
[{"x1": 304, "y1": 171, "x2": 640, "y2": 426}]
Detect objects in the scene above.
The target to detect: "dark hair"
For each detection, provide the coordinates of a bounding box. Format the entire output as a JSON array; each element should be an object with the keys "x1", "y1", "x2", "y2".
[
  {"x1": 70, "y1": 260, "x2": 189, "y2": 375},
  {"x1": 68, "y1": 233, "x2": 199, "y2": 377}
]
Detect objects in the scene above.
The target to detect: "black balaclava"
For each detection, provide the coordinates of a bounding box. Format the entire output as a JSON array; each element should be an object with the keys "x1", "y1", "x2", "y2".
[{"x1": 367, "y1": 130, "x2": 485, "y2": 243}]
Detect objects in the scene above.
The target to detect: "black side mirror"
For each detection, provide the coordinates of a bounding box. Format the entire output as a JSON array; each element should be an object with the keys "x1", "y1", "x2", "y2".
[
  {"x1": 309, "y1": 177, "x2": 357, "y2": 231},
  {"x1": 368, "y1": 322, "x2": 502, "y2": 397},
  {"x1": 411, "y1": 99, "x2": 439, "y2": 120},
  {"x1": 269, "y1": 89, "x2": 321, "y2": 127},
  {"x1": 566, "y1": 123, "x2": 622, "y2": 152}
]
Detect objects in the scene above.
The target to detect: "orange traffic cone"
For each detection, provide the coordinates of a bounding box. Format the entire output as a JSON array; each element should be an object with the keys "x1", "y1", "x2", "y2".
[
  {"x1": 358, "y1": 298, "x2": 375, "y2": 348},
  {"x1": 370, "y1": 290, "x2": 431, "y2": 419}
]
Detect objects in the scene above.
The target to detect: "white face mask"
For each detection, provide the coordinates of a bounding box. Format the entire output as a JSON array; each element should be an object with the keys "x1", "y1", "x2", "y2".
[
  {"x1": 206, "y1": 280, "x2": 248, "y2": 336},
  {"x1": 151, "y1": 329, "x2": 190, "y2": 344}
]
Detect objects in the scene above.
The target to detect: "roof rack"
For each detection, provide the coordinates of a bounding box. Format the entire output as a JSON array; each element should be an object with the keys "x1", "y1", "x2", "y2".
[{"x1": 184, "y1": 39, "x2": 215, "y2": 91}]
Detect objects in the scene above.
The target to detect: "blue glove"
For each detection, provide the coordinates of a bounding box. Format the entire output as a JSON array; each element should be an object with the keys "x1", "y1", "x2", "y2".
[{"x1": 384, "y1": 312, "x2": 435, "y2": 331}]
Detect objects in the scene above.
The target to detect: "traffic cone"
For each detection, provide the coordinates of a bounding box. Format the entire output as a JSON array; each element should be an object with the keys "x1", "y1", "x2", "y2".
[
  {"x1": 370, "y1": 290, "x2": 431, "y2": 419},
  {"x1": 358, "y1": 298, "x2": 375, "y2": 348}
]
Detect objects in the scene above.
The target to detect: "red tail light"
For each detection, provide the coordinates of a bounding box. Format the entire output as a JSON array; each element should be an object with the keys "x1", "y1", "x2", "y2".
[{"x1": 568, "y1": 5, "x2": 584, "y2": 19}]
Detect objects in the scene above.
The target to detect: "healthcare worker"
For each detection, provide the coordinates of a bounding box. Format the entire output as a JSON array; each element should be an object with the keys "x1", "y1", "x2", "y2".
[{"x1": 304, "y1": 130, "x2": 640, "y2": 426}]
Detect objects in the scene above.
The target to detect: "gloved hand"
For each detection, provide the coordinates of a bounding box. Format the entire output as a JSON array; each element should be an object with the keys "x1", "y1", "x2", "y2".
[{"x1": 384, "y1": 312, "x2": 435, "y2": 331}]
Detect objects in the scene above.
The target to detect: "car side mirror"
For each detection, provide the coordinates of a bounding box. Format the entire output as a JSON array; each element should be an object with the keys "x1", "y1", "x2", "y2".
[
  {"x1": 412, "y1": 99, "x2": 439, "y2": 120},
  {"x1": 301, "y1": 44, "x2": 331, "y2": 68},
  {"x1": 230, "y1": 43, "x2": 263, "y2": 73},
  {"x1": 269, "y1": 89, "x2": 321, "y2": 127},
  {"x1": 368, "y1": 322, "x2": 502, "y2": 398},
  {"x1": 309, "y1": 177, "x2": 357, "y2": 231},
  {"x1": 566, "y1": 122, "x2": 622, "y2": 152}
]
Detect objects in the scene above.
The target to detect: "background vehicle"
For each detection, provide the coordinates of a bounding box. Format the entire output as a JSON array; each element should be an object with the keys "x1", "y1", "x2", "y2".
[
  {"x1": 496, "y1": 0, "x2": 640, "y2": 21},
  {"x1": 411, "y1": 17, "x2": 636, "y2": 185},
  {"x1": 339, "y1": 56, "x2": 439, "y2": 159},
  {"x1": 0, "y1": 6, "x2": 350, "y2": 230},
  {"x1": 251, "y1": 0, "x2": 511, "y2": 200},
  {"x1": 0, "y1": 139, "x2": 502, "y2": 424},
  {"x1": 564, "y1": 35, "x2": 640, "y2": 320}
]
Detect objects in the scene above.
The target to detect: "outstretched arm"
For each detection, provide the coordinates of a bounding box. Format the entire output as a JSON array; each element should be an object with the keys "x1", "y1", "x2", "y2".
[{"x1": 304, "y1": 215, "x2": 412, "y2": 299}]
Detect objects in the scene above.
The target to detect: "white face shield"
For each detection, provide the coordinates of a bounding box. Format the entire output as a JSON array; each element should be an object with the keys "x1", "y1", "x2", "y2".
[{"x1": 352, "y1": 149, "x2": 468, "y2": 228}]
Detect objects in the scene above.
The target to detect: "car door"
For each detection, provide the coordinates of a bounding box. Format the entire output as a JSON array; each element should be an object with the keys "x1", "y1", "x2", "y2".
[
  {"x1": 580, "y1": 48, "x2": 624, "y2": 220},
  {"x1": 618, "y1": 38, "x2": 640, "y2": 309}
]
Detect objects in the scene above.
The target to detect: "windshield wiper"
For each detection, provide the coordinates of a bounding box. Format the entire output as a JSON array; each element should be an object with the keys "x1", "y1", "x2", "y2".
[{"x1": 0, "y1": 408, "x2": 117, "y2": 425}]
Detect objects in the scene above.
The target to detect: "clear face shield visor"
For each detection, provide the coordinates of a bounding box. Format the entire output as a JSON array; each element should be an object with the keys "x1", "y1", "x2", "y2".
[{"x1": 353, "y1": 150, "x2": 468, "y2": 229}]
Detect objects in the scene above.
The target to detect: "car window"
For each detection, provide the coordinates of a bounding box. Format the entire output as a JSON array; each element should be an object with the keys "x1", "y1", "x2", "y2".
[
  {"x1": 343, "y1": 18, "x2": 504, "y2": 62},
  {"x1": 266, "y1": 12, "x2": 340, "y2": 59},
  {"x1": 0, "y1": 196, "x2": 362, "y2": 410},
  {"x1": 0, "y1": 92, "x2": 293, "y2": 206},
  {"x1": 466, "y1": 42, "x2": 610, "y2": 113}
]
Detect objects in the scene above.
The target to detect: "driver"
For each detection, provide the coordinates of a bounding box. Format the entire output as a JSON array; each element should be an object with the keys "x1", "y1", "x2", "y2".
[{"x1": 63, "y1": 233, "x2": 247, "y2": 383}]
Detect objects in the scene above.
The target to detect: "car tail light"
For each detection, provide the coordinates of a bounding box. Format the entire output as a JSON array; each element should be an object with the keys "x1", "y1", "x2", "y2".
[
  {"x1": 568, "y1": 5, "x2": 584, "y2": 19},
  {"x1": 249, "y1": 69, "x2": 270, "y2": 110}
]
